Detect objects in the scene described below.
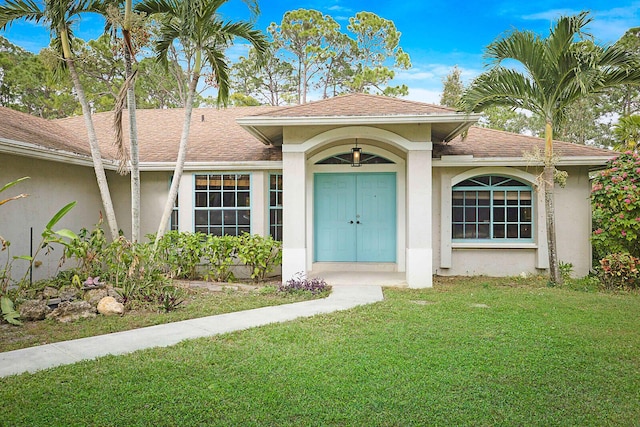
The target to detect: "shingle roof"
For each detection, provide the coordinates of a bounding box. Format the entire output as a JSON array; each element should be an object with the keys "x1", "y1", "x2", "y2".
[
  {"x1": 250, "y1": 93, "x2": 456, "y2": 117},
  {"x1": 56, "y1": 106, "x2": 283, "y2": 163},
  {"x1": 2, "y1": 102, "x2": 613, "y2": 165},
  {"x1": 435, "y1": 126, "x2": 614, "y2": 158},
  {"x1": 0, "y1": 106, "x2": 90, "y2": 156}
]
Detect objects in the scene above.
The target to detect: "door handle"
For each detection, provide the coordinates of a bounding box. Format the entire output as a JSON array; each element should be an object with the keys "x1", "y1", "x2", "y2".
[
  {"x1": 356, "y1": 221, "x2": 361, "y2": 224},
  {"x1": 348, "y1": 220, "x2": 354, "y2": 224}
]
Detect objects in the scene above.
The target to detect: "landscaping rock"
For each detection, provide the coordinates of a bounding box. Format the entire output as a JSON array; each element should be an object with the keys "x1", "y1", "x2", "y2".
[
  {"x1": 84, "y1": 289, "x2": 108, "y2": 306},
  {"x1": 19, "y1": 300, "x2": 51, "y2": 321},
  {"x1": 106, "y1": 286, "x2": 123, "y2": 302},
  {"x1": 47, "y1": 301, "x2": 96, "y2": 323},
  {"x1": 42, "y1": 286, "x2": 59, "y2": 299},
  {"x1": 59, "y1": 287, "x2": 79, "y2": 301},
  {"x1": 97, "y1": 297, "x2": 125, "y2": 316}
]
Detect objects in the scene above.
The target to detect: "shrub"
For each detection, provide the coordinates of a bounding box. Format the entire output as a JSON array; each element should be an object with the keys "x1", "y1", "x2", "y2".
[
  {"x1": 202, "y1": 235, "x2": 238, "y2": 282},
  {"x1": 153, "y1": 231, "x2": 205, "y2": 279},
  {"x1": 236, "y1": 234, "x2": 282, "y2": 282},
  {"x1": 599, "y1": 252, "x2": 640, "y2": 290},
  {"x1": 279, "y1": 272, "x2": 330, "y2": 296},
  {"x1": 591, "y1": 151, "x2": 640, "y2": 260}
]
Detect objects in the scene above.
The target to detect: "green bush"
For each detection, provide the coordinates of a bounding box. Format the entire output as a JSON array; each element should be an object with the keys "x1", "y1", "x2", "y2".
[
  {"x1": 591, "y1": 152, "x2": 640, "y2": 260},
  {"x1": 202, "y1": 234, "x2": 238, "y2": 282},
  {"x1": 153, "y1": 231, "x2": 205, "y2": 279},
  {"x1": 237, "y1": 234, "x2": 282, "y2": 282},
  {"x1": 599, "y1": 252, "x2": 640, "y2": 290}
]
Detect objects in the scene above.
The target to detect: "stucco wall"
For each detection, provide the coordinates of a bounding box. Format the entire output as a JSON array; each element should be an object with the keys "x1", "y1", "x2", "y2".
[
  {"x1": 0, "y1": 153, "x2": 126, "y2": 281},
  {"x1": 432, "y1": 165, "x2": 593, "y2": 278}
]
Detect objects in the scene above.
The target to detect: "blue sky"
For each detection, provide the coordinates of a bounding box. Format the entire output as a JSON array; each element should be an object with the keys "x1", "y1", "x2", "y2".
[{"x1": 1, "y1": 0, "x2": 639, "y2": 104}]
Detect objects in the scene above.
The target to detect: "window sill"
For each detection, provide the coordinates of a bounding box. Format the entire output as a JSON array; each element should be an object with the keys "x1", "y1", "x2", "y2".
[{"x1": 452, "y1": 242, "x2": 537, "y2": 249}]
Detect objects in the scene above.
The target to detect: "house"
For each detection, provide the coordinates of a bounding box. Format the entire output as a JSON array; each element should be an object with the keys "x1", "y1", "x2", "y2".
[{"x1": 0, "y1": 94, "x2": 614, "y2": 287}]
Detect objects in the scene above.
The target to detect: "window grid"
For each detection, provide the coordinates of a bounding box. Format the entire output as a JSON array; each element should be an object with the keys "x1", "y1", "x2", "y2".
[
  {"x1": 194, "y1": 174, "x2": 251, "y2": 236},
  {"x1": 452, "y1": 176, "x2": 533, "y2": 241},
  {"x1": 269, "y1": 173, "x2": 283, "y2": 241}
]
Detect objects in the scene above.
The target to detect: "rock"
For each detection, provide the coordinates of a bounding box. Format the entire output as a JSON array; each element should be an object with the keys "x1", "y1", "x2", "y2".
[
  {"x1": 106, "y1": 286, "x2": 123, "y2": 302},
  {"x1": 97, "y1": 296, "x2": 125, "y2": 316},
  {"x1": 84, "y1": 289, "x2": 108, "y2": 306},
  {"x1": 59, "y1": 287, "x2": 79, "y2": 302},
  {"x1": 42, "y1": 286, "x2": 59, "y2": 299},
  {"x1": 19, "y1": 300, "x2": 51, "y2": 321},
  {"x1": 47, "y1": 301, "x2": 96, "y2": 323}
]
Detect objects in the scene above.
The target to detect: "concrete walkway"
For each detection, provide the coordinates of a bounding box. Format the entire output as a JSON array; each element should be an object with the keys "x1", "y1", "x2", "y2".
[{"x1": 0, "y1": 285, "x2": 383, "y2": 378}]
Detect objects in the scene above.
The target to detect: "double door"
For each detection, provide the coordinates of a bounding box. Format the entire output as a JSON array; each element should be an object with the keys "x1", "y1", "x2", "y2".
[{"x1": 314, "y1": 173, "x2": 396, "y2": 262}]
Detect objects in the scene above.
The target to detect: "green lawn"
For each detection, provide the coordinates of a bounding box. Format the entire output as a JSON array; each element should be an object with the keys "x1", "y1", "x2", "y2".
[{"x1": 2, "y1": 277, "x2": 639, "y2": 426}]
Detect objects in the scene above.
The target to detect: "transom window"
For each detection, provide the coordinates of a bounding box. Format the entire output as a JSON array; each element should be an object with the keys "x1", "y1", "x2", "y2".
[
  {"x1": 316, "y1": 152, "x2": 394, "y2": 165},
  {"x1": 269, "y1": 173, "x2": 283, "y2": 241},
  {"x1": 452, "y1": 175, "x2": 533, "y2": 241},
  {"x1": 194, "y1": 174, "x2": 250, "y2": 236}
]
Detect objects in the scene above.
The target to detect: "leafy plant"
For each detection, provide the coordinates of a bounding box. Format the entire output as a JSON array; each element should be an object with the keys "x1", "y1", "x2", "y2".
[
  {"x1": 237, "y1": 234, "x2": 282, "y2": 282},
  {"x1": 558, "y1": 261, "x2": 574, "y2": 283},
  {"x1": 155, "y1": 286, "x2": 185, "y2": 312},
  {"x1": 1, "y1": 295, "x2": 22, "y2": 325},
  {"x1": 279, "y1": 272, "x2": 330, "y2": 296},
  {"x1": 202, "y1": 234, "x2": 238, "y2": 282},
  {"x1": 599, "y1": 252, "x2": 640, "y2": 290},
  {"x1": 592, "y1": 152, "x2": 640, "y2": 260},
  {"x1": 62, "y1": 218, "x2": 108, "y2": 277},
  {"x1": 1, "y1": 177, "x2": 77, "y2": 325},
  {"x1": 153, "y1": 231, "x2": 205, "y2": 279}
]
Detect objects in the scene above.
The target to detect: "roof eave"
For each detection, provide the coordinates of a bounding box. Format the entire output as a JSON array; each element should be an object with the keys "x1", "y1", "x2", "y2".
[
  {"x1": 238, "y1": 113, "x2": 481, "y2": 127},
  {"x1": 0, "y1": 138, "x2": 118, "y2": 170},
  {"x1": 433, "y1": 155, "x2": 614, "y2": 167},
  {"x1": 238, "y1": 113, "x2": 482, "y2": 145},
  {"x1": 139, "y1": 160, "x2": 283, "y2": 172}
]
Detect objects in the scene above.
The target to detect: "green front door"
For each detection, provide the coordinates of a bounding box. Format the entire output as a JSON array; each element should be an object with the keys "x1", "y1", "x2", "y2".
[{"x1": 314, "y1": 173, "x2": 396, "y2": 262}]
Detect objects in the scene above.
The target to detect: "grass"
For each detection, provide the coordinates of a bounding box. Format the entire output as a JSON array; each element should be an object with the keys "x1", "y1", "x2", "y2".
[
  {"x1": 0, "y1": 284, "x2": 315, "y2": 352},
  {"x1": 1, "y1": 276, "x2": 639, "y2": 426}
]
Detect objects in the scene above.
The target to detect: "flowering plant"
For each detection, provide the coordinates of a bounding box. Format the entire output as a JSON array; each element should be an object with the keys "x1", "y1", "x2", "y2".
[{"x1": 591, "y1": 151, "x2": 640, "y2": 259}]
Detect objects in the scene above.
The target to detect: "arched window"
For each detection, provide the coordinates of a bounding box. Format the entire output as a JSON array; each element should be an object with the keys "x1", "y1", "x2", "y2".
[
  {"x1": 315, "y1": 152, "x2": 394, "y2": 165},
  {"x1": 452, "y1": 175, "x2": 533, "y2": 241}
]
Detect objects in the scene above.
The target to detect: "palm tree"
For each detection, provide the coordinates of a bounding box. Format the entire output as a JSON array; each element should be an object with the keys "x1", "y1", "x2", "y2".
[
  {"x1": 613, "y1": 115, "x2": 640, "y2": 152},
  {"x1": 101, "y1": 0, "x2": 145, "y2": 242},
  {"x1": 0, "y1": 0, "x2": 120, "y2": 241},
  {"x1": 460, "y1": 11, "x2": 640, "y2": 284},
  {"x1": 135, "y1": 0, "x2": 268, "y2": 247}
]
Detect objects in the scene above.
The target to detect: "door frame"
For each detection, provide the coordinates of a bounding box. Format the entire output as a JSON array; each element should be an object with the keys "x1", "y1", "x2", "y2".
[{"x1": 307, "y1": 144, "x2": 406, "y2": 270}]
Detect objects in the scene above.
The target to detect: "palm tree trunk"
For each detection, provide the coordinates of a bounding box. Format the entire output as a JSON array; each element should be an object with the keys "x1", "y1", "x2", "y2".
[
  {"x1": 154, "y1": 72, "x2": 200, "y2": 247},
  {"x1": 65, "y1": 50, "x2": 120, "y2": 241},
  {"x1": 544, "y1": 121, "x2": 562, "y2": 284},
  {"x1": 124, "y1": 41, "x2": 141, "y2": 243}
]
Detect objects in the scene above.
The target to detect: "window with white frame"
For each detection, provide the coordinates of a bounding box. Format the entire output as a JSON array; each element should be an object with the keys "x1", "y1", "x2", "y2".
[
  {"x1": 269, "y1": 173, "x2": 283, "y2": 241},
  {"x1": 194, "y1": 174, "x2": 250, "y2": 236},
  {"x1": 452, "y1": 175, "x2": 533, "y2": 241}
]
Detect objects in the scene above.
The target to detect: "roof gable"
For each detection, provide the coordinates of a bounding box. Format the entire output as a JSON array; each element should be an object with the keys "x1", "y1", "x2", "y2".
[{"x1": 249, "y1": 93, "x2": 456, "y2": 117}]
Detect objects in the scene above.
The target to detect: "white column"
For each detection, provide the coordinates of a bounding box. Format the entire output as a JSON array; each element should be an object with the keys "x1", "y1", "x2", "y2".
[
  {"x1": 251, "y1": 171, "x2": 267, "y2": 236},
  {"x1": 178, "y1": 173, "x2": 193, "y2": 233},
  {"x1": 282, "y1": 151, "x2": 307, "y2": 280},
  {"x1": 406, "y1": 148, "x2": 433, "y2": 288}
]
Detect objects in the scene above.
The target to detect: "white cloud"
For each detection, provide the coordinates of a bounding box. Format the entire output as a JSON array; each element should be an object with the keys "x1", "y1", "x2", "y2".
[{"x1": 402, "y1": 88, "x2": 442, "y2": 105}]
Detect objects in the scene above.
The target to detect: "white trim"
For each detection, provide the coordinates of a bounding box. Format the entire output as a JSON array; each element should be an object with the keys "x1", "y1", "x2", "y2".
[
  {"x1": 434, "y1": 156, "x2": 613, "y2": 167},
  {"x1": 452, "y1": 242, "x2": 538, "y2": 249},
  {"x1": 0, "y1": 138, "x2": 116, "y2": 169},
  {"x1": 140, "y1": 161, "x2": 282, "y2": 171},
  {"x1": 238, "y1": 113, "x2": 481, "y2": 127},
  {"x1": 282, "y1": 126, "x2": 430, "y2": 154}
]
